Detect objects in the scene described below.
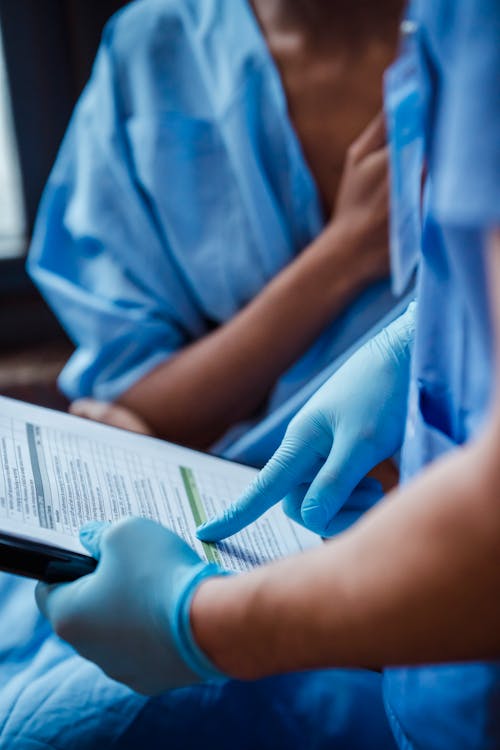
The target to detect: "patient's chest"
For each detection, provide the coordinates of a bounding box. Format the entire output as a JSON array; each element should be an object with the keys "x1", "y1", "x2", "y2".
[{"x1": 251, "y1": 2, "x2": 401, "y2": 213}]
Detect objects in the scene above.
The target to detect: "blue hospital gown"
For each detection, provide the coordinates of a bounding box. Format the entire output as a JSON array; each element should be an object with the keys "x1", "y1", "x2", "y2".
[{"x1": 2, "y1": 0, "x2": 407, "y2": 747}]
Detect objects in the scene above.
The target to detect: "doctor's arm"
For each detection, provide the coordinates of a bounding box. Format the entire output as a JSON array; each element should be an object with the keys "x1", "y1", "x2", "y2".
[
  {"x1": 37, "y1": 235, "x2": 500, "y2": 692},
  {"x1": 189, "y1": 227, "x2": 500, "y2": 677}
]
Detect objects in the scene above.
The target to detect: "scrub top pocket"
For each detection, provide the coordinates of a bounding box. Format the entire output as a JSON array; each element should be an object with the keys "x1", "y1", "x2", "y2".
[{"x1": 401, "y1": 379, "x2": 457, "y2": 481}]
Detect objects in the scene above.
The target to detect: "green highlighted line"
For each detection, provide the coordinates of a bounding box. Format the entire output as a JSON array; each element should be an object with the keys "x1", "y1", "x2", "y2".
[{"x1": 180, "y1": 466, "x2": 221, "y2": 565}]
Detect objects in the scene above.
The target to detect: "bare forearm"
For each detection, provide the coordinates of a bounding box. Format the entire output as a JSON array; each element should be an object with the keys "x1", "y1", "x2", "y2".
[
  {"x1": 119, "y1": 219, "x2": 382, "y2": 447},
  {"x1": 192, "y1": 430, "x2": 500, "y2": 678}
]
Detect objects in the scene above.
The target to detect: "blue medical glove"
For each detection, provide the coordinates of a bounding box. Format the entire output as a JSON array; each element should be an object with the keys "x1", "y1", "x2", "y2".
[
  {"x1": 198, "y1": 303, "x2": 416, "y2": 540},
  {"x1": 35, "y1": 518, "x2": 226, "y2": 695}
]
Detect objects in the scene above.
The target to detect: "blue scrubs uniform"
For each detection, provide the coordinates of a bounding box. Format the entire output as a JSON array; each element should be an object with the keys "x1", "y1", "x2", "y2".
[
  {"x1": 384, "y1": 2, "x2": 500, "y2": 748},
  {"x1": 27, "y1": 0, "x2": 401, "y2": 465}
]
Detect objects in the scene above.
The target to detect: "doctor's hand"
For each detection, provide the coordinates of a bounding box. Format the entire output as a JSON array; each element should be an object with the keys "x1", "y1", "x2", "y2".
[
  {"x1": 36, "y1": 518, "x2": 225, "y2": 695},
  {"x1": 198, "y1": 304, "x2": 416, "y2": 541}
]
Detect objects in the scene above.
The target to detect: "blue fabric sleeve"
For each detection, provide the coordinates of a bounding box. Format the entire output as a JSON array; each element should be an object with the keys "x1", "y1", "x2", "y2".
[
  {"x1": 426, "y1": 0, "x2": 500, "y2": 225},
  {"x1": 27, "y1": 4, "x2": 210, "y2": 401}
]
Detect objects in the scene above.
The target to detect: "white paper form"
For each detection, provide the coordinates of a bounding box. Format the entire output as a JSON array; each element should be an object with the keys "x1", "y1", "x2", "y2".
[{"x1": 0, "y1": 396, "x2": 321, "y2": 571}]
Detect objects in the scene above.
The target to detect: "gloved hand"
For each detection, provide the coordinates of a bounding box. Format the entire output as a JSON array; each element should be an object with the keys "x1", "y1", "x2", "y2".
[
  {"x1": 198, "y1": 303, "x2": 416, "y2": 540},
  {"x1": 36, "y1": 518, "x2": 225, "y2": 695}
]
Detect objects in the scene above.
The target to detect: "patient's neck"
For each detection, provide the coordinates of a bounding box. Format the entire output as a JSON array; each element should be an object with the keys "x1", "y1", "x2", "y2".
[
  {"x1": 251, "y1": 0, "x2": 402, "y2": 49},
  {"x1": 250, "y1": 0, "x2": 403, "y2": 214}
]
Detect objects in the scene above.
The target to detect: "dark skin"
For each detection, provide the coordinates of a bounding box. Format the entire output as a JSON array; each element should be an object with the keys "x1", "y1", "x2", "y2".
[
  {"x1": 251, "y1": 0, "x2": 403, "y2": 211},
  {"x1": 71, "y1": 1, "x2": 403, "y2": 472}
]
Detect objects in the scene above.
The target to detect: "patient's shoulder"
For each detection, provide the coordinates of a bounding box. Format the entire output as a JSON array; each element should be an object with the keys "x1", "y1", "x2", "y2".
[
  {"x1": 100, "y1": 0, "x2": 262, "y2": 118},
  {"x1": 105, "y1": 0, "x2": 195, "y2": 58}
]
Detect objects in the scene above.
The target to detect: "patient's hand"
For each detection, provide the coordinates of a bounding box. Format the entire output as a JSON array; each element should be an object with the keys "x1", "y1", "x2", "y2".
[
  {"x1": 70, "y1": 399, "x2": 154, "y2": 436},
  {"x1": 333, "y1": 112, "x2": 390, "y2": 283}
]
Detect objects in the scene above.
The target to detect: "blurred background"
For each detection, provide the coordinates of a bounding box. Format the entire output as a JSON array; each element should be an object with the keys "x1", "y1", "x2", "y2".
[{"x1": 0, "y1": 0, "x2": 130, "y2": 408}]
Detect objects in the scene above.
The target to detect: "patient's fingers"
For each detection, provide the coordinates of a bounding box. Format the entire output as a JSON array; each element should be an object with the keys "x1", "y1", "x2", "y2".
[
  {"x1": 70, "y1": 399, "x2": 154, "y2": 435},
  {"x1": 362, "y1": 145, "x2": 389, "y2": 179},
  {"x1": 70, "y1": 399, "x2": 111, "y2": 421},
  {"x1": 349, "y1": 111, "x2": 386, "y2": 161}
]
